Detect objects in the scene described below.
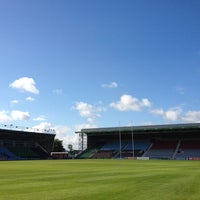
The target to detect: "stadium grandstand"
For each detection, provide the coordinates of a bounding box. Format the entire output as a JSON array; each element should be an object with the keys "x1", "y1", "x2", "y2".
[
  {"x1": 0, "y1": 124, "x2": 55, "y2": 160},
  {"x1": 76, "y1": 123, "x2": 200, "y2": 160}
]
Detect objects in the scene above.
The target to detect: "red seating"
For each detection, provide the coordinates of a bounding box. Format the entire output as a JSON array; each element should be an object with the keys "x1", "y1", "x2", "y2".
[
  {"x1": 151, "y1": 140, "x2": 177, "y2": 149},
  {"x1": 92, "y1": 151, "x2": 114, "y2": 158},
  {"x1": 179, "y1": 140, "x2": 200, "y2": 149}
]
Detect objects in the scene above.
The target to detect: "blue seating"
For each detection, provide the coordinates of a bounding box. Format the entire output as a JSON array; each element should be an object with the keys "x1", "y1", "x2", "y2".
[
  {"x1": 176, "y1": 149, "x2": 200, "y2": 159},
  {"x1": 101, "y1": 140, "x2": 151, "y2": 153},
  {"x1": 0, "y1": 147, "x2": 19, "y2": 160},
  {"x1": 145, "y1": 140, "x2": 178, "y2": 159},
  {"x1": 175, "y1": 140, "x2": 200, "y2": 159},
  {"x1": 124, "y1": 140, "x2": 151, "y2": 151},
  {"x1": 101, "y1": 141, "x2": 120, "y2": 150},
  {"x1": 145, "y1": 149, "x2": 175, "y2": 159}
]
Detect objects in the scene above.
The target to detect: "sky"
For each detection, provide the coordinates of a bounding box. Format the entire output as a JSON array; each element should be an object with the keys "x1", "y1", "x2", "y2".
[{"x1": 0, "y1": 0, "x2": 200, "y2": 149}]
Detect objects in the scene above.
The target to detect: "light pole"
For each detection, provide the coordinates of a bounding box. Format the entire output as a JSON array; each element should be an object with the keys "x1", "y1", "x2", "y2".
[
  {"x1": 119, "y1": 122, "x2": 122, "y2": 159},
  {"x1": 131, "y1": 126, "x2": 134, "y2": 158}
]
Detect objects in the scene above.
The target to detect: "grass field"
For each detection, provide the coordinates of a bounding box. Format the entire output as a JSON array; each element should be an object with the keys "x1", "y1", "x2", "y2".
[{"x1": 0, "y1": 159, "x2": 200, "y2": 200}]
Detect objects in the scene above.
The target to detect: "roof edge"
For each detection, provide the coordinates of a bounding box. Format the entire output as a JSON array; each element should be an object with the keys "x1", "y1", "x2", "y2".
[{"x1": 76, "y1": 123, "x2": 200, "y2": 134}]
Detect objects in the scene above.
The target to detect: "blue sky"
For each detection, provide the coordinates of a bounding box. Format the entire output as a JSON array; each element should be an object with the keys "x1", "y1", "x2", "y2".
[{"x1": 1, "y1": 0, "x2": 200, "y2": 148}]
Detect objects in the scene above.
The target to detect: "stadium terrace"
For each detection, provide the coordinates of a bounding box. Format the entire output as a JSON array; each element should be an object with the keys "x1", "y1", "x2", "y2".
[
  {"x1": 0, "y1": 124, "x2": 55, "y2": 160},
  {"x1": 76, "y1": 123, "x2": 200, "y2": 160},
  {"x1": 1, "y1": 123, "x2": 200, "y2": 160}
]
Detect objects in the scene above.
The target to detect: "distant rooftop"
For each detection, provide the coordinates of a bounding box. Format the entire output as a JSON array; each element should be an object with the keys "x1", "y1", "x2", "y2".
[{"x1": 0, "y1": 123, "x2": 56, "y2": 135}]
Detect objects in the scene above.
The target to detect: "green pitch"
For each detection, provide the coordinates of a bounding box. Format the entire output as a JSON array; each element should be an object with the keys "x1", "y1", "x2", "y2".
[{"x1": 0, "y1": 159, "x2": 200, "y2": 200}]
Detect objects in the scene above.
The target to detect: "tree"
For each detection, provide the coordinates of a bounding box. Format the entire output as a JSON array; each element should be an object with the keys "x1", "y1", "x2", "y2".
[
  {"x1": 68, "y1": 144, "x2": 76, "y2": 158},
  {"x1": 53, "y1": 138, "x2": 65, "y2": 152},
  {"x1": 68, "y1": 144, "x2": 73, "y2": 152}
]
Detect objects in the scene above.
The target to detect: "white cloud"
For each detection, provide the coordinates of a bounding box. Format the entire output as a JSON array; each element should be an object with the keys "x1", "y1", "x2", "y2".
[
  {"x1": 53, "y1": 125, "x2": 79, "y2": 149},
  {"x1": 182, "y1": 111, "x2": 200, "y2": 123},
  {"x1": 10, "y1": 100, "x2": 19, "y2": 104},
  {"x1": 151, "y1": 107, "x2": 181, "y2": 121},
  {"x1": 0, "y1": 110, "x2": 30, "y2": 122},
  {"x1": 32, "y1": 122, "x2": 52, "y2": 130},
  {"x1": 75, "y1": 102, "x2": 94, "y2": 117},
  {"x1": 150, "y1": 108, "x2": 165, "y2": 116},
  {"x1": 25, "y1": 122, "x2": 54, "y2": 134},
  {"x1": 33, "y1": 123, "x2": 78, "y2": 149},
  {"x1": 54, "y1": 125, "x2": 71, "y2": 138},
  {"x1": 110, "y1": 94, "x2": 152, "y2": 111},
  {"x1": 165, "y1": 110, "x2": 180, "y2": 121},
  {"x1": 10, "y1": 77, "x2": 39, "y2": 94},
  {"x1": 26, "y1": 96, "x2": 35, "y2": 101},
  {"x1": 0, "y1": 111, "x2": 11, "y2": 122},
  {"x1": 74, "y1": 101, "x2": 106, "y2": 123},
  {"x1": 11, "y1": 110, "x2": 30, "y2": 121},
  {"x1": 141, "y1": 98, "x2": 152, "y2": 107},
  {"x1": 101, "y1": 81, "x2": 118, "y2": 88},
  {"x1": 33, "y1": 115, "x2": 46, "y2": 121},
  {"x1": 151, "y1": 107, "x2": 200, "y2": 123},
  {"x1": 75, "y1": 123, "x2": 97, "y2": 132}
]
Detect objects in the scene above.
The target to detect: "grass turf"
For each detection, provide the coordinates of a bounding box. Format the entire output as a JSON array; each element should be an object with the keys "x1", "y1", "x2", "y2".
[{"x1": 0, "y1": 159, "x2": 200, "y2": 200}]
